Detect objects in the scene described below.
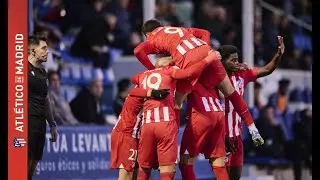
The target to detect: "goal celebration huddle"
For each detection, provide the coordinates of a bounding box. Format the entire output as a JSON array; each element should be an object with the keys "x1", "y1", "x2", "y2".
[{"x1": 110, "y1": 19, "x2": 285, "y2": 180}]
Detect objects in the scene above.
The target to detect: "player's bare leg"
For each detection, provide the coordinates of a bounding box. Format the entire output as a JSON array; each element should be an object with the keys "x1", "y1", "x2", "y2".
[
  {"x1": 118, "y1": 169, "x2": 134, "y2": 180},
  {"x1": 209, "y1": 157, "x2": 229, "y2": 180},
  {"x1": 226, "y1": 166, "x2": 242, "y2": 180},
  {"x1": 137, "y1": 167, "x2": 151, "y2": 180},
  {"x1": 179, "y1": 154, "x2": 196, "y2": 180},
  {"x1": 132, "y1": 168, "x2": 138, "y2": 180},
  {"x1": 159, "y1": 165, "x2": 176, "y2": 180}
]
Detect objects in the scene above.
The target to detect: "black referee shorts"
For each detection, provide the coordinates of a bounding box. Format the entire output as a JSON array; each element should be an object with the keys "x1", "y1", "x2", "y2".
[{"x1": 28, "y1": 131, "x2": 46, "y2": 161}]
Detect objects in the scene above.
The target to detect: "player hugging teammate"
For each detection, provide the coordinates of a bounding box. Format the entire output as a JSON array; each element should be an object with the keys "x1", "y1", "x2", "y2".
[{"x1": 109, "y1": 20, "x2": 284, "y2": 180}]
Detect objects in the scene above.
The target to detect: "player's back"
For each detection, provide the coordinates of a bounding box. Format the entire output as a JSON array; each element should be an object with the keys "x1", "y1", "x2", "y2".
[
  {"x1": 114, "y1": 95, "x2": 144, "y2": 138},
  {"x1": 135, "y1": 66, "x2": 177, "y2": 124},
  {"x1": 148, "y1": 26, "x2": 207, "y2": 61},
  {"x1": 187, "y1": 83, "x2": 223, "y2": 120}
]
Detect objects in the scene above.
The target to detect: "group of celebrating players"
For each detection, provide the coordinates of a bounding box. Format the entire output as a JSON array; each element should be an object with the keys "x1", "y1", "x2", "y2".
[{"x1": 110, "y1": 19, "x2": 285, "y2": 180}]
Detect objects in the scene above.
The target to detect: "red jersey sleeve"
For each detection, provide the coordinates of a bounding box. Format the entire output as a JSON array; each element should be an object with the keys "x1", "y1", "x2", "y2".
[
  {"x1": 131, "y1": 72, "x2": 142, "y2": 85},
  {"x1": 134, "y1": 41, "x2": 157, "y2": 70},
  {"x1": 129, "y1": 87, "x2": 148, "y2": 97},
  {"x1": 187, "y1": 28, "x2": 211, "y2": 45},
  {"x1": 170, "y1": 59, "x2": 209, "y2": 79},
  {"x1": 244, "y1": 68, "x2": 259, "y2": 83}
]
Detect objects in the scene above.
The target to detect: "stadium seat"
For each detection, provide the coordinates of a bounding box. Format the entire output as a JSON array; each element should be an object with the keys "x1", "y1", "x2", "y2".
[
  {"x1": 303, "y1": 87, "x2": 312, "y2": 103},
  {"x1": 289, "y1": 88, "x2": 304, "y2": 102}
]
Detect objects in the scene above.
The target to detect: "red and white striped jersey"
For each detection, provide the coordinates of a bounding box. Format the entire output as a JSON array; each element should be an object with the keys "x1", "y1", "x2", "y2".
[
  {"x1": 132, "y1": 66, "x2": 178, "y2": 124},
  {"x1": 146, "y1": 26, "x2": 208, "y2": 60},
  {"x1": 113, "y1": 95, "x2": 144, "y2": 139},
  {"x1": 225, "y1": 68, "x2": 258, "y2": 138},
  {"x1": 187, "y1": 83, "x2": 223, "y2": 119}
]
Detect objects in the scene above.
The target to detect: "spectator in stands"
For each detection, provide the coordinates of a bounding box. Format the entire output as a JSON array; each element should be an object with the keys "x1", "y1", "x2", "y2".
[
  {"x1": 268, "y1": 78, "x2": 295, "y2": 141},
  {"x1": 299, "y1": 51, "x2": 313, "y2": 71},
  {"x1": 155, "y1": 1, "x2": 183, "y2": 27},
  {"x1": 113, "y1": 78, "x2": 131, "y2": 117},
  {"x1": 70, "y1": 78, "x2": 106, "y2": 125},
  {"x1": 292, "y1": 108, "x2": 312, "y2": 180},
  {"x1": 195, "y1": 2, "x2": 227, "y2": 43},
  {"x1": 105, "y1": 0, "x2": 131, "y2": 41},
  {"x1": 255, "y1": 105, "x2": 287, "y2": 158},
  {"x1": 123, "y1": 32, "x2": 142, "y2": 55},
  {"x1": 268, "y1": 78, "x2": 290, "y2": 117},
  {"x1": 254, "y1": 30, "x2": 267, "y2": 67},
  {"x1": 48, "y1": 70, "x2": 80, "y2": 125},
  {"x1": 70, "y1": 13, "x2": 120, "y2": 69},
  {"x1": 278, "y1": 17, "x2": 294, "y2": 68}
]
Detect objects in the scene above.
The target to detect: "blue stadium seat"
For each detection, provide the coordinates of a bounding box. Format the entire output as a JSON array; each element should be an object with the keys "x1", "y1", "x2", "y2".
[
  {"x1": 80, "y1": 63, "x2": 93, "y2": 81},
  {"x1": 289, "y1": 88, "x2": 304, "y2": 102},
  {"x1": 69, "y1": 63, "x2": 82, "y2": 80},
  {"x1": 60, "y1": 50, "x2": 84, "y2": 63},
  {"x1": 109, "y1": 48, "x2": 123, "y2": 63},
  {"x1": 303, "y1": 87, "x2": 312, "y2": 103}
]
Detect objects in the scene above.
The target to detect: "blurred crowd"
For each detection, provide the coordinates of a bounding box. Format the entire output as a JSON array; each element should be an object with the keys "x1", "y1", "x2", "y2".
[
  {"x1": 31, "y1": 0, "x2": 312, "y2": 179},
  {"x1": 31, "y1": 0, "x2": 312, "y2": 71}
]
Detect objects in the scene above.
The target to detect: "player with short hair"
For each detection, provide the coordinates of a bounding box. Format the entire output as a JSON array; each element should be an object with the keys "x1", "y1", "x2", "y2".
[
  {"x1": 134, "y1": 20, "x2": 264, "y2": 153},
  {"x1": 218, "y1": 36, "x2": 285, "y2": 180},
  {"x1": 110, "y1": 87, "x2": 170, "y2": 180},
  {"x1": 132, "y1": 52, "x2": 218, "y2": 180}
]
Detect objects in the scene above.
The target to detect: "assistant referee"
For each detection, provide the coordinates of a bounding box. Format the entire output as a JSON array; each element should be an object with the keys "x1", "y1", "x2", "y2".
[{"x1": 28, "y1": 34, "x2": 58, "y2": 179}]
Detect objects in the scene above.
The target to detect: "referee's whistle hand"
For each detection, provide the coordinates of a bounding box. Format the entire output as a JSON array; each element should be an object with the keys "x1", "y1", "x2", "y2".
[{"x1": 49, "y1": 127, "x2": 58, "y2": 142}]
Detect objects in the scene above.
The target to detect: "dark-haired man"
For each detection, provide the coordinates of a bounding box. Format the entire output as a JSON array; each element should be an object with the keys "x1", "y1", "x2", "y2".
[
  {"x1": 28, "y1": 34, "x2": 58, "y2": 179},
  {"x1": 218, "y1": 36, "x2": 285, "y2": 180}
]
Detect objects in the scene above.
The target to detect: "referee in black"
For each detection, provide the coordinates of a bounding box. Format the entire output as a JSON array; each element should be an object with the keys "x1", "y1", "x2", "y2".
[{"x1": 28, "y1": 34, "x2": 58, "y2": 179}]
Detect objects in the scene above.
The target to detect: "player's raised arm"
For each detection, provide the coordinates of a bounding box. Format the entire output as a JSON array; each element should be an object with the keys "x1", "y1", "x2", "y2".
[
  {"x1": 256, "y1": 36, "x2": 284, "y2": 78},
  {"x1": 134, "y1": 41, "x2": 156, "y2": 70},
  {"x1": 187, "y1": 28, "x2": 211, "y2": 45},
  {"x1": 171, "y1": 50, "x2": 220, "y2": 79}
]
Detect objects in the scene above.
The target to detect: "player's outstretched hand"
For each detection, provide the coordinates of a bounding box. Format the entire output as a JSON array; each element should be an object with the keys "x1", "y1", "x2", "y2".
[
  {"x1": 49, "y1": 127, "x2": 58, "y2": 142},
  {"x1": 251, "y1": 131, "x2": 264, "y2": 147},
  {"x1": 151, "y1": 89, "x2": 170, "y2": 99},
  {"x1": 225, "y1": 136, "x2": 236, "y2": 153},
  {"x1": 277, "y1": 36, "x2": 285, "y2": 56}
]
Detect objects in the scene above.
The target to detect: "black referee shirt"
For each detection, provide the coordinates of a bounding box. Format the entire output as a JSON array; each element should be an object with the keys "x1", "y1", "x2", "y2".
[{"x1": 28, "y1": 62, "x2": 48, "y2": 132}]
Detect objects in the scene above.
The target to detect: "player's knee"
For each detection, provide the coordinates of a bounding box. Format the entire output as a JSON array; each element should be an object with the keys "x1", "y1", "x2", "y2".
[
  {"x1": 119, "y1": 169, "x2": 133, "y2": 180},
  {"x1": 159, "y1": 165, "x2": 176, "y2": 173},
  {"x1": 179, "y1": 154, "x2": 195, "y2": 165},
  {"x1": 209, "y1": 157, "x2": 226, "y2": 167}
]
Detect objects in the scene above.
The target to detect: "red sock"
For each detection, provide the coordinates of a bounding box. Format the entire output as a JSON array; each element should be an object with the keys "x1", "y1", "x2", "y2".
[
  {"x1": 175, "y1": 109, "x2": 181, "y2": 127},
  {"x1": 179, "y1": 164, "x2": 196, "y2": 180},
  {"x1": 160, "y1": 172, "x2": 175, "y2": 180},
  {"x1": 226, "y1": 91, "x2": 254, "y2": 126},
  {"x1": 212, "y1": 166, "x2": 229, "y2": 180},
  {"x1": 137, "y1": 169, "x2": 151, "y2": 180}
]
